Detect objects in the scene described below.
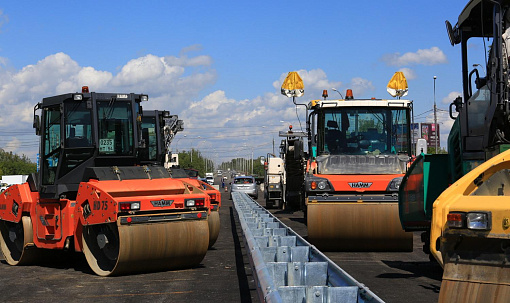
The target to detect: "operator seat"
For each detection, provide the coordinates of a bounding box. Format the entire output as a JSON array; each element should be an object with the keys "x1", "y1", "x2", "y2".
[
  {"x1": 325, "y1": 120, "x2": 346, "y2": 153},
  {"x1": 66, "y1": 128, "x2": 90, "y2": 148}
]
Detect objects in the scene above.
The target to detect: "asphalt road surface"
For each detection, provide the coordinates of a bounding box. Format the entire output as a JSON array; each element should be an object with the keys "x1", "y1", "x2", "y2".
[
  {"x1": 0, "y1": 175, "x2": 441, "y2": 303},
  {"x1": 0, "y1": 187, "x2": 255, "y2": 303},
  {"x1": 259, "y1": 197, "x2": 443, "y2": 303}
]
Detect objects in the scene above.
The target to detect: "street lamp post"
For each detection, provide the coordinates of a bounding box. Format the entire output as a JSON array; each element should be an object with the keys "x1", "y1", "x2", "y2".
[
  {"x1": 433, "y1": 76, "x2": 438, "y2": 154},
  {"x1": 331, "y1": 88, "x2": 344, "y2": 98},
  {"x1": 175, "y1": 134, "x2": 186, "y2": 152},
  {"x1": 190, "y1": 136, "x2": 201, "y2": 163}
]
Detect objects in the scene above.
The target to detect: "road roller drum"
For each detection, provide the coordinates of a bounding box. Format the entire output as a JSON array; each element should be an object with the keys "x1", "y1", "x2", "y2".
[
  {"x1": 83, "y1": 218, "x2": 209, "y2": 276},
  {"x1": 207, "y1": 210, "x2": 220, "y2": 248},
  {"x1": 307, "y1": 202, "x2": 413, "y2": 251},
  {"x1": 0, "y1": 216, "x2": 40, "y2": 266}
]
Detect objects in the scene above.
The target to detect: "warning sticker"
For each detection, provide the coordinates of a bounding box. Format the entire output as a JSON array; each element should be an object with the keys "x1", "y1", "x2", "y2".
[{"x1": 99, "y1": 139, "x2": 114, "y2": 152}]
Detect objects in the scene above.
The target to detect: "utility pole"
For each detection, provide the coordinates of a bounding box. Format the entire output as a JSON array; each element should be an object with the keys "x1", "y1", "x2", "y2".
[{"x1": 433, "y1": 76, "x2": 438, "y2": 154}]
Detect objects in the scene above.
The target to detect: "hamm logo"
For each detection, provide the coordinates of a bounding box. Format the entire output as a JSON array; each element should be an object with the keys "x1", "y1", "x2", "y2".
[
  {"x1": 348, "y1": 182, "x2": 372, "y2": 188},
  {"x1": 151, "y1": 199, "x2": 174, "y2": 207}
]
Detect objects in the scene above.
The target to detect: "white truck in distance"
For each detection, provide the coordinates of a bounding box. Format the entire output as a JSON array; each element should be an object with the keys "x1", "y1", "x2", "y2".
[
  {"x1": 205, "y1": 172, "x2": 214, "y2": 185},
  {"x1": 261, "y1": 154, "x2": 285, "y2": 209}
]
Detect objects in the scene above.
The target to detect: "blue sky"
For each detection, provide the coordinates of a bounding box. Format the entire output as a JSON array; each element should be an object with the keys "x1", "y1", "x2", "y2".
[{"x1": 0, "y1": 1, "x2": 473, "y2": 164}]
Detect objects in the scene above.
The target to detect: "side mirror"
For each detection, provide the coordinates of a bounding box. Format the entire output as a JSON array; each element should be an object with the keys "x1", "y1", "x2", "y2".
[
  {"x1": 259, "y1": 156, "x2": 265, "y2": 165},
  {"x1": 33, "y1": 115, "x2": 41, "y2": 136},
  {"x1": 445, "y1": 20, "x2": 460, "y2": 46}
]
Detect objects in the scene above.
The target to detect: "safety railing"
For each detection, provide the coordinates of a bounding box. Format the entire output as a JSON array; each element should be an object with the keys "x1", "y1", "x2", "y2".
[{"x1": 232, "y1": 192, "x2": 385, "y2": 303}]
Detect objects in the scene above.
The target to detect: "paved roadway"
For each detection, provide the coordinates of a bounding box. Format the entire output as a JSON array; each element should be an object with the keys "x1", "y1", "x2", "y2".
[
  {"x1": 0, "y1": 174, "x2": 442, "y2": 303},
  {"x1": 0, "y1": 186, "x2": 255, "y2": 303},
  {"x1": 259, "y1": 196, "x2": 443, "y2": 303}
]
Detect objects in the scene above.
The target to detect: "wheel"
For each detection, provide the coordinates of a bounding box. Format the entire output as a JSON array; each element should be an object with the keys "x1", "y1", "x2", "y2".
[
  {"x1": 0, "y1": 216, "x2": 39, "y2": 265},
  {"x1": 266, "y1": 199, "x2": 274, "y2": 209},
  {"x1": 82, "y1": 223, "x2": 120, "y2": 276}
]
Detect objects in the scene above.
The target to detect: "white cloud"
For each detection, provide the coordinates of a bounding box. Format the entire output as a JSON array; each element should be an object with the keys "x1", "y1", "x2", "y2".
[
  {"x1": 0, "y1": 49, "x2": 216, "y2": 159},
  {"x1": 442, "y1": 91, "x2": 462, "y2": 104},
  {"x1": 0, "y1": 52, "x2": 390, "y2": 164},
  {"x1": 164, "y1": 55, "x2": 213, "y2": 67},
  {"x1": 398, "y1": 67, "x2": 417, "y2": 80},
  {"x1": 349, "y1": 77, "x2": 375, "y2": 97},
  {"x1": 4, "y1": 138, "x2": 21, "y2": 153},
  {"x1": 382, "y1": 47, "x2": 448, "y2": 66},
  {"x1": 180, "y1": 44, "x2": 203, "y2": 55}
]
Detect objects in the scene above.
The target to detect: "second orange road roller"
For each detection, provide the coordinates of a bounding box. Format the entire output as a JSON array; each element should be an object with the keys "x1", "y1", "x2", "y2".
[
  {"x1": 280, "y1": 73, "x2": 413, "y2": 251},
  {"x1": 0, "y1": 88, "x2": 211, "y2": 276},
  {"x1": 140, "y1": 110, "x2": 221, "y2": 248}
]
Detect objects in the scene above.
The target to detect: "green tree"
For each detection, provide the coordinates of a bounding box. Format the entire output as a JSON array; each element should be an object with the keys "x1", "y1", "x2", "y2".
[
  {"x1": 425, "y1": 146, "x2": 448, "y2": 154},
  {"x1": 0, "y1": 149, "x2": 37, "y2": 176},
  {"x1": 177, "y1": 149, "x2": 214, "y2": 177}
]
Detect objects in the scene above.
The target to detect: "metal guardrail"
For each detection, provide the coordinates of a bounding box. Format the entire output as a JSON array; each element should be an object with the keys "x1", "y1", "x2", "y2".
[{"x1": 232, "y1": 192, "x2": 385, "y2": 303}]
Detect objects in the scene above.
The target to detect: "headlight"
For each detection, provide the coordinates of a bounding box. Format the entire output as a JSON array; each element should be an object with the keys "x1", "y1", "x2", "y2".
[
  {"x1": 119, "y1": 201, "x2": 141, "y2": 211},
  {"x1": 318, "y1": 181, "x2": 326, "y2": 190},
  {"x1": 185, "y1": 198, "x2": 205, "y2": 207},
  {"x1": 308, "y1": 178, "x2": 330, "y2": 191},
  {"x1": 447, "y1": 211, "x2": 491, "y2": 230},
  {"x1": 467, "y1": 212, "x2": 490, "y2": 230},
  {"x1": 387, "y1": 177, "x2": 403, "y2": 192},
  {"x1": 275, "y1": 184, "x2": 280, "y2": 189}
]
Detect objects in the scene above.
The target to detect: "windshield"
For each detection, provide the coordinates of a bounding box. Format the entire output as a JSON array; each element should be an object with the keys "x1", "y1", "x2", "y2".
[
  {"x1": 317, "y1": 107, "x2": 410, "y2": 156},
  {"x1": 234, "y1": 178, "x2": 254, "y2": 184},
  {"x1": 97, "y1": 101, "x2": 134, "y2": 156}
]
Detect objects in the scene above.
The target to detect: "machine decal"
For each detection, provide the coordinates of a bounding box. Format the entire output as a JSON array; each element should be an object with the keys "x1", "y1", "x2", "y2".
[
  {"x1": 151, "y1": 199, "x2": 174, "y2": 207},
  {"x1": 348, "y1": 182, "x2": 372, "y2": 188},
  {"x1": 93, "y1": 200, "x2": 108, "y2": 211}
]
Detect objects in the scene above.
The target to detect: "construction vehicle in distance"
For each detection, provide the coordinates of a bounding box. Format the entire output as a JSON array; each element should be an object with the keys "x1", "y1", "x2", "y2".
[
  {"x1": 139, "y1": 109, "x2": 183, "y2": 168},
  {"x1": 171, "y1": 168, "x2": 221, "y2": 248},
  {"x1": 280, "y1": 75, "x2": 413, "y2": 251},
  {"x1": 399, "y1": 0, "x2": 510, "y2": 301},
  {"x1": 0, "y1": 88, "x2": 211, "y2": 276},
  {"x1": 279, "y1": 126, "x2": 307, "y2": 211},
  {"x1": 140, "y1": 110, "x2": 221, "y2": 249},
  {"x1": 261, "y1": 153, "x2": 286, "y2": 209}
]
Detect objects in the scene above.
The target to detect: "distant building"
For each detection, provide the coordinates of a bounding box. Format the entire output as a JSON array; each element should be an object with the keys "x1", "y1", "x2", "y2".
[{"x1": 411, "y1": 123, "x2": 440, "y2": 149}]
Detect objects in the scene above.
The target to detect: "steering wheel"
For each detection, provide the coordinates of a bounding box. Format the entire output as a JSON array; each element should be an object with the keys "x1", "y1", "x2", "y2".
[{"x1": 347, "y1": 134, "x2": 364, "y2": 143}]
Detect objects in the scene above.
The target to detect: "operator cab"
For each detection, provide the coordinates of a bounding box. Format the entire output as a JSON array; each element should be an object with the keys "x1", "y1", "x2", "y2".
[
  {"x1": 446, "y1": 0, "x2": 510, "y2": 159},
  {"x1": 33, "y1": 87, "x2": 147, "y2": 199},
  {"x1": 310, "y1": 95, "x2": 412, "y2": 175}
]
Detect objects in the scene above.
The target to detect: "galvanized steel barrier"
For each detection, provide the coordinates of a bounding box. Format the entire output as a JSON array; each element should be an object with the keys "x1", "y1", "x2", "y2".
[{"x1": 232, "y1": 192, "x2": 385, "y2": 303}]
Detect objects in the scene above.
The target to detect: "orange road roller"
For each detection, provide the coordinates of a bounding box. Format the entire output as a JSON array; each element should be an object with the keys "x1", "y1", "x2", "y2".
[{"x1": 0, "y1": 89, "x2": 211, "y2": 276}]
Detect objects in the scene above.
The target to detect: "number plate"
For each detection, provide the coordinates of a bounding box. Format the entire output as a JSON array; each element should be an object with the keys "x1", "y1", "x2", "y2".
[{"x1": 99, "y1": 139, "x2": 114, "y2": 152}]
